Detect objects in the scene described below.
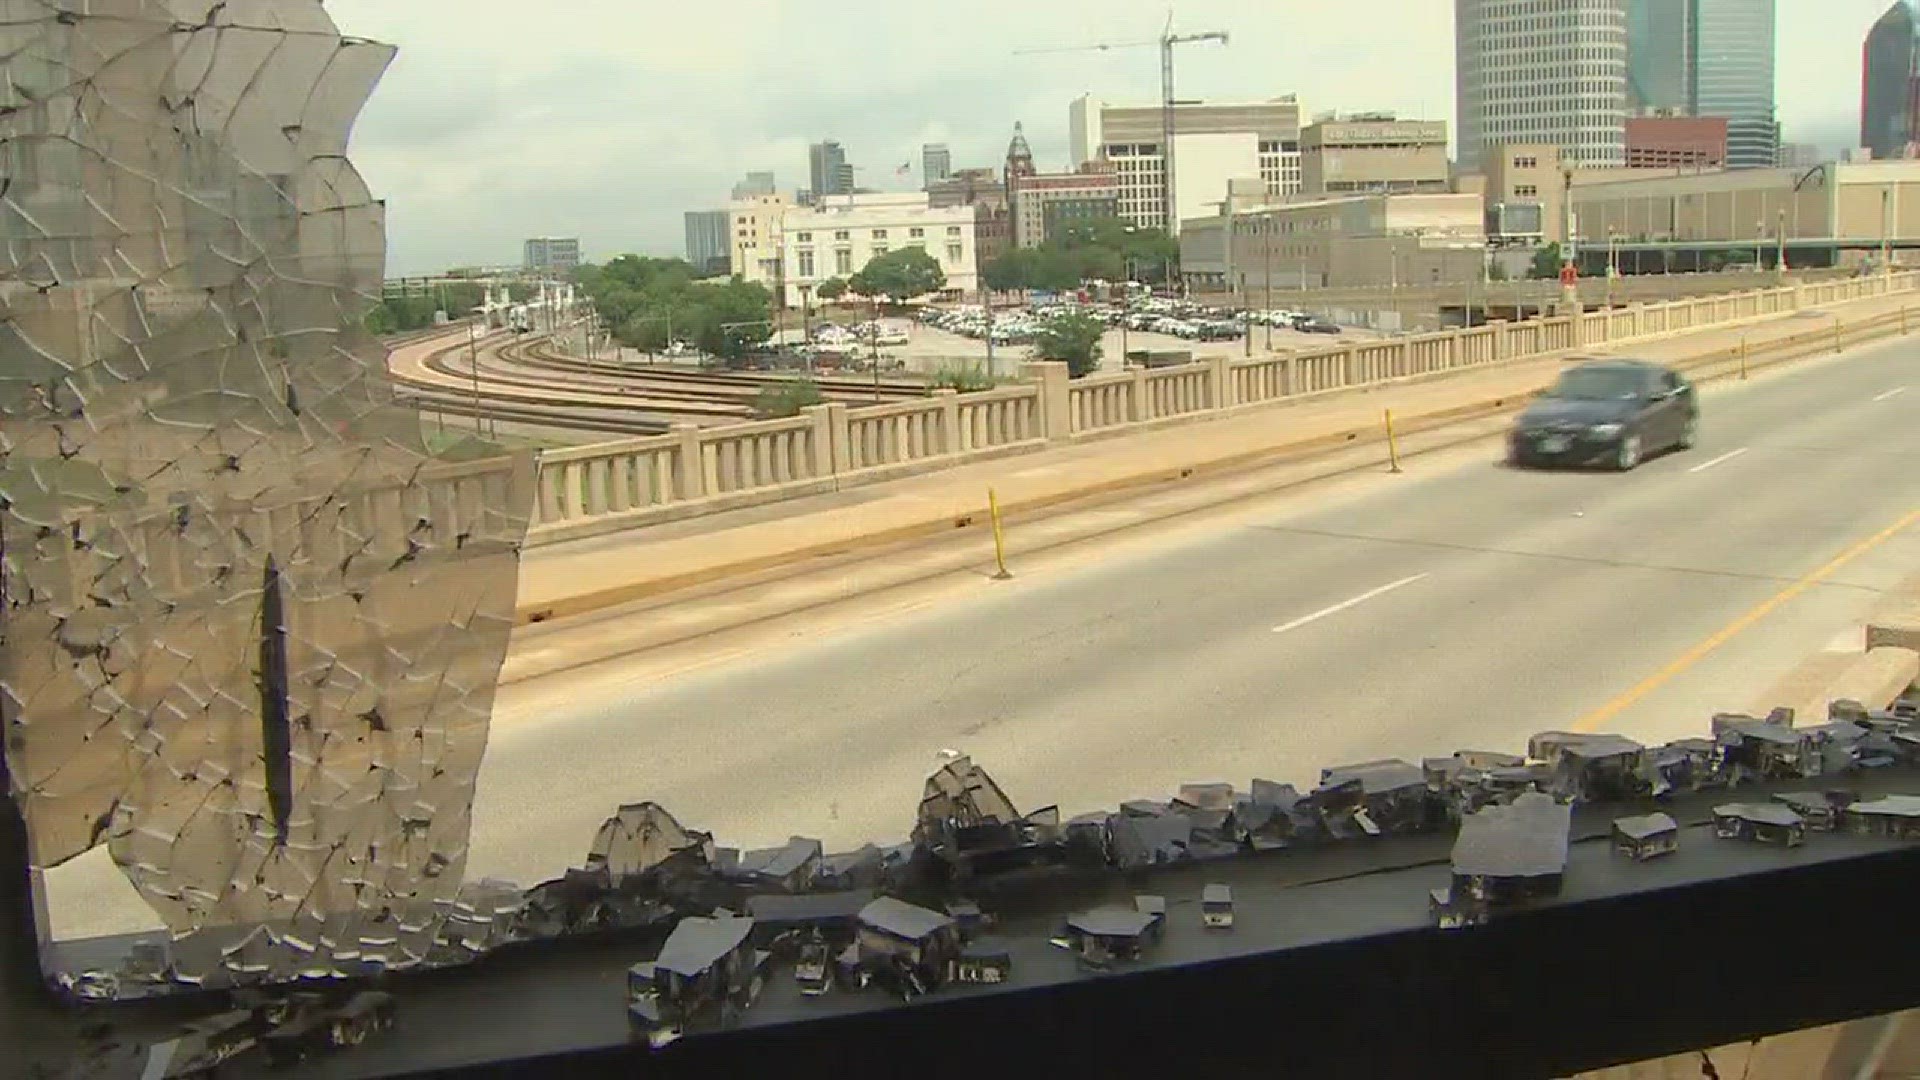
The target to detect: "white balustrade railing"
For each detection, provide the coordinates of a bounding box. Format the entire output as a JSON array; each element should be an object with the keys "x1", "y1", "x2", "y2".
[{"x1": 523, "y1": 272, "x2": 1920, "y2": 544}]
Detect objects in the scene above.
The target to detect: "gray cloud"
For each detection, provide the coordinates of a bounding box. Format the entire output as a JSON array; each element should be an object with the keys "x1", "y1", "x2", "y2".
[{"x1": 327, "y1": 0, "x2": 1892, "y2": 276}]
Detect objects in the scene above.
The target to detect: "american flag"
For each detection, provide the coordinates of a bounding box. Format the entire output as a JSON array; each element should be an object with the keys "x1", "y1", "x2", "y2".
[{"x1": 896, "y1": 161, "x2": 911, "y2": 177}]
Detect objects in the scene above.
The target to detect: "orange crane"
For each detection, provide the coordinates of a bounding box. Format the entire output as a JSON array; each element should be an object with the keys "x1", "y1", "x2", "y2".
[{"x1": 1014, "y1": 15, "x2": 1229, "y2": 235}]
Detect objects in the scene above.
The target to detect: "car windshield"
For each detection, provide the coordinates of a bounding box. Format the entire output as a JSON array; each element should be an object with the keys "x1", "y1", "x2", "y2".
[{"x1": 1546, "y1": 367, "x2": 1645, "y2": 400}]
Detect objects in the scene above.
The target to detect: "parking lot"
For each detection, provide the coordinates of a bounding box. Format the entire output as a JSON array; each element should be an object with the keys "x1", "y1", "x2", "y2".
[
  {"x1": 595, "y1": 299, "x2": 1389, "y2": 378},
  {"x1": 828, "y1": 298, "x2": 1389, "y2": 375}
]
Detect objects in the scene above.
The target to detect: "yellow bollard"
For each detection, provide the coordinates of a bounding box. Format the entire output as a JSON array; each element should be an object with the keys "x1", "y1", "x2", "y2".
[
  {"x1": 1739, "y1": 337, "x2": 1748, "y2": 381},
  {"x1": 988, "y1": 488, "x2": 1012, "y2": 580},
  {"x1": 1835, "y1": 318, "x2": 1844, "y2": 353},
  {"x1": 1385, "y1": 409, "x2": 1403, "y2": 474},
  {"x1": 1905, "y1": 306, "x2": 1910, "y2": 335}
]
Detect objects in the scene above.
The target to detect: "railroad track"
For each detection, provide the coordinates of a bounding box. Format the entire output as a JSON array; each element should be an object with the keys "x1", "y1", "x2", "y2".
[
  {"x1": 401, "y1": 394, "x2": 672, "y2": 437},
  {"x1": 512, "y1": 336, "x2": 929, "y2": 402},
  {"x1": 416, "y1": 336, "x2": 747, "y2": 419},
  {"x1": 389, "y1": 329, "x2": 940, "y2": 440}
]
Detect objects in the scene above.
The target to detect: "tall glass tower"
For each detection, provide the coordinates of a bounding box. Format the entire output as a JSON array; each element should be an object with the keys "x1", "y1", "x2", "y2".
[
  {"x1": 1627, "y1": 0, "x2": 1690, "y2": 111},
  {"x1": 1624, "y1": 0, "x2": 1777, "y2": 168},
  {"x1": 1690, "y1": 0, "x2": 1777, "y2": 168},
  {"x1": 1863, "y1": 1, "x2": 1920, "y2": 158}
]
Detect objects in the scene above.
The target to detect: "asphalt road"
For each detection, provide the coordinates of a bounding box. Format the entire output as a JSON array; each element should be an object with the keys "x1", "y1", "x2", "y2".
[{"x1": 43, "y1": 333, "x2": 1920, "y2": 936}]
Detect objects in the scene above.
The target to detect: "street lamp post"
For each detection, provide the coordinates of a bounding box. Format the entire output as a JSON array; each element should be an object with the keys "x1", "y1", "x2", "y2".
[
  {"x1": 1119, "y1": 257, "x2": 1131, "y2": 366},
  {"x1": 1755, "y1": 221, "x2": 1764, "y2": 271},
  {"x1": 1559, "y1": 164, "x2": 1578, "y2": 311},
  {"x1": 1883, "y1": 187, "x2": 1894, "y2": 274},
  {"x1": 1776, "y1": 208, "x2": 1787, "y2": 278}
]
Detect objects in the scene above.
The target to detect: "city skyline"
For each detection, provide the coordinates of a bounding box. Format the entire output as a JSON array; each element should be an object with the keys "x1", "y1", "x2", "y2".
[{"x1": 329, "y1": 0, "x2": 1890, "y2": 275}]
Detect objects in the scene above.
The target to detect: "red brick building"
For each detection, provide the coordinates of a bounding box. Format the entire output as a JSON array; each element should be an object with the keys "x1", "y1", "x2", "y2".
[{"x1": 1624, "y1": 116, "x2": 1728, "y2": 170}]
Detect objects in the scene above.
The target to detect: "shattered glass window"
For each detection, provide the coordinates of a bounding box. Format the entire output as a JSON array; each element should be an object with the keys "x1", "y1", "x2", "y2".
[{"x1": 1, "y1": 0, "x2": 530, "y2": 990}]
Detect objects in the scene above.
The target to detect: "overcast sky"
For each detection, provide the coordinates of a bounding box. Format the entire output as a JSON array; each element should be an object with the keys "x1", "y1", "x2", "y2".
[{"x1": 326, "y1": 0, "x2": 1893, "y2": 276}]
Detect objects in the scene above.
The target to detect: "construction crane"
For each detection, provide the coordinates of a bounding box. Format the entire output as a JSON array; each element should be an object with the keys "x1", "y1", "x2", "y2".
[{"x1": 1014, "y1": 16, "x2": 1229, "y2": 236}]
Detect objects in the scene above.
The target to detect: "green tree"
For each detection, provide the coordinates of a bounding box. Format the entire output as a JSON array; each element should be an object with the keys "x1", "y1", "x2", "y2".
[
  {"x1": 1030, "y1": 311, "x2": 1105, "y2": 378},
  {"x1": 752, "y1": 379, "x2": 825, "y2": 418},
  {"x1": 1046, "y1": 216, "x2": 1178, "y2": 283},
  {"x1": 1529, "y1": 243, "x2": 1564, "y2": 280},
  {"x1": 575, "y1": 253, "x2": 771, "y2": 359},
  {"x1": 1487, "y1": 259, "x2": 1511, "y2": 282},
  {"x1": 815, "y1": 277, "x2": 849, "y2": 302},
  {"x1": 983, "y1": 250, "x2": 1035, "y2": 292},
  {"x1": 848, "y1": 248, "x2": 947, "y2": 304}
]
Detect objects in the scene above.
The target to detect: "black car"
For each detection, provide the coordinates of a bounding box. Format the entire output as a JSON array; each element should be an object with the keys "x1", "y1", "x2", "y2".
[
  {"x1": 1507, "y1": 359, "x2": 1698, "y2": 471},
  {"x1": 1293, "y1": 316, "x2": 1341, "y2": 334}
]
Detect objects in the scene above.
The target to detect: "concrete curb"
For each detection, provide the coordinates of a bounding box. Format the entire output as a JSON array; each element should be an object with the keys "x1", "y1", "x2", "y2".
[
  {"x1": 514, "y1": 306, "x2": 1917, "y2": 627},
  {"x1": 1867, "y1": 571, "x2": 1920, "y2": 655}
]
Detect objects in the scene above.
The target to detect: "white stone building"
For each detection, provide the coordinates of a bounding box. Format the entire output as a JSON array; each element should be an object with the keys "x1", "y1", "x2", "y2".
[
  {"x1": 1454, "y1": 0, "x2": 1629, "y2": 171},
  {"x1": 778, "y1": 192, "x2": 978, "y2": 307}
]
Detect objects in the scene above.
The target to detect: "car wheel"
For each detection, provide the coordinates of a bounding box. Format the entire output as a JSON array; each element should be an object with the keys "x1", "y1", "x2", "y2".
[
  {"x1": 1676, "y1": 415, "x2": 1699, "y2": 450},
  {"x1": 1615, "y1": 434, "x2": 1642, "y2": 472}
]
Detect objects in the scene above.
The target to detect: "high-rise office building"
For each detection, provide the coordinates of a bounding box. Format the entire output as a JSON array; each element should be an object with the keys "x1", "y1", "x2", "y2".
[
  {"x1": 1454, "y1": 0, "x2": 1629, "y2": 171},
  {"x1": 1069, "y1": 94, "x2": 1302, "y2": 234},
  {"x1": 731, "y1": 171, "x2": 776, "y2": 200},
  {"x1": 809, "y1": 140, "x2": 855, "y2": 198},
  {"x1": 1687, "y1": 0, "x2": 1776, "y2": 168},
  {"x1": 1626, "y1": 0, "x2": 1690, "y2": 111},
  {"x1": 683, "y1": 210, "x2": 729, "y2": 275},
  {"x1": 922, "y1": 143, "x2": 952, "y2": 185},
  {"x1": 1624, "y1": 1, "x2": 1777, "y2": 168},
  {"x1": 1863, "y1": 1, "x2": 1920, "y2": 159},
  {"x1": 523, "y1": 236, "x2": 581, "y2": 275}
]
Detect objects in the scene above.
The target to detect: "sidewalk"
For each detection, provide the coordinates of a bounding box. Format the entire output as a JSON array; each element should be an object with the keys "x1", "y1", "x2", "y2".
[{"x1": 516, "y1": 292, "x2": 1917, "y2": 623}]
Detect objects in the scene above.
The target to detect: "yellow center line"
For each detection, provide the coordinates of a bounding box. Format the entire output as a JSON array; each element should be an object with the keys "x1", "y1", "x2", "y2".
[{"x1": 1571, "y1": 505, "x2": 1920, "y2": 734}]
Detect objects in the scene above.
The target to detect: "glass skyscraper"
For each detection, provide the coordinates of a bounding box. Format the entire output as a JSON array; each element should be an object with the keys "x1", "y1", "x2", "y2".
[
  {"x1": 1862, "y1": 1, "x2": 1920, "y2": 159},
  {"x1": 1690, "y1": 0, "x2": 1777, "y2": 168},
  {"x1": 1626, "y1": 0, "x2": 1690, "y2": 111},
  {"x1": 1624, "y1": 0, "x2": 1777, "y2": 168}
]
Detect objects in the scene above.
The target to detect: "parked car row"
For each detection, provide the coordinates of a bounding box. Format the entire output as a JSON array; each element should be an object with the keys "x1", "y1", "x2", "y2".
[{"x1": 917, "y1": 298, "x2": 1349, "y2": 345}]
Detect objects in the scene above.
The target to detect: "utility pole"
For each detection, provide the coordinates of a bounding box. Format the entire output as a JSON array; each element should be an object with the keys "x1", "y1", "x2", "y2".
[
  {"x1": 1263, "y1": 233, "x2": 1273, "y2": 351},
  {"x1": 774, "y1": 236, "x2": 786, "y2": 349},
  {"x1": 800, "y1": 285, "x2": 814, "y2": 374},
  {"x1": 466, "y1": 315, "x2": 485, "y2": 437},
  {"x1": 1242, "y1": 270, "x2": 1251, "y2": 357}
]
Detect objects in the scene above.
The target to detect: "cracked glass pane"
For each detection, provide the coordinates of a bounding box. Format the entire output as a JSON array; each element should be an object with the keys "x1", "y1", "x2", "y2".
[{"x1": 0, "y1": 0, "x2": 531, "y2": 992}]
